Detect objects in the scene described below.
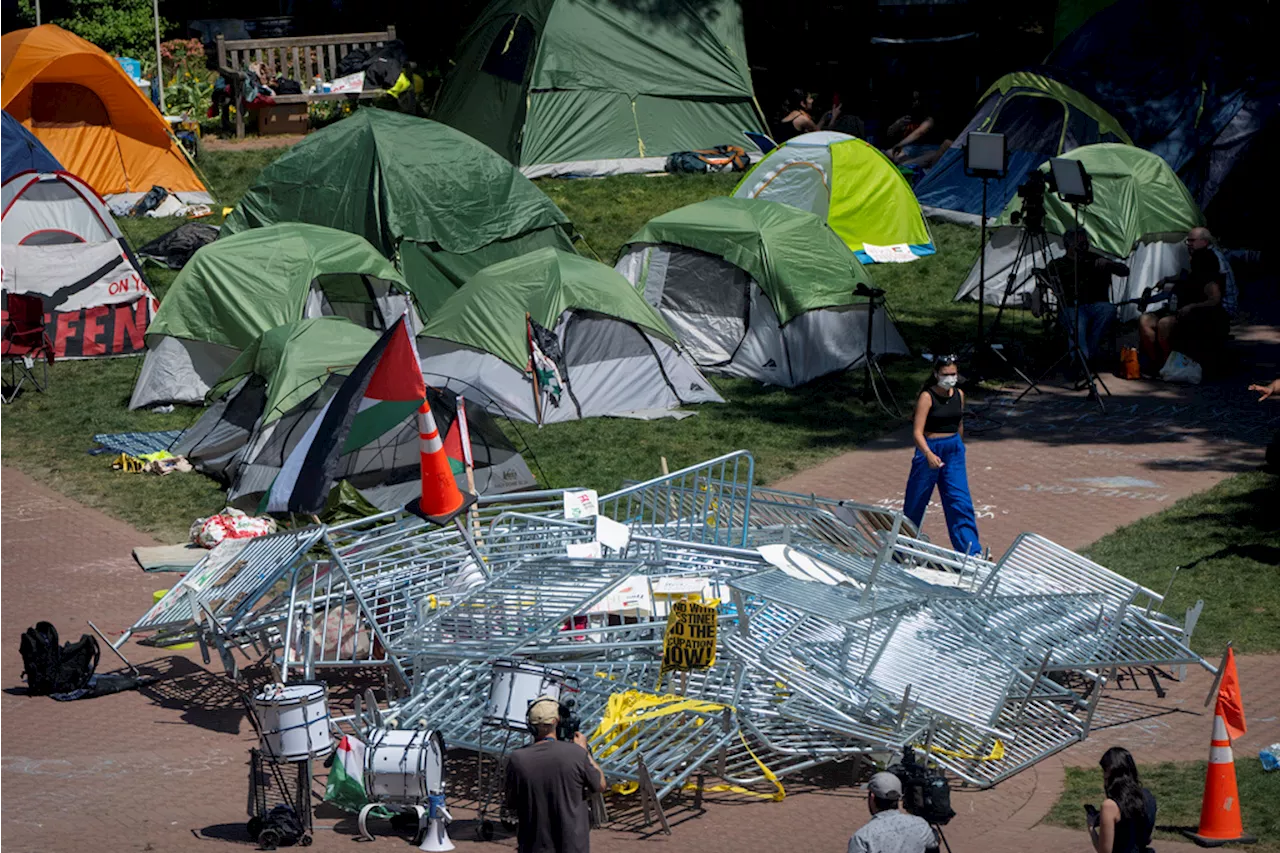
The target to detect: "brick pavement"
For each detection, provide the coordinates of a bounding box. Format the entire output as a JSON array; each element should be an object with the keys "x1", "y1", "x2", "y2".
[{"x1": 4, "y1": 319, "x2": 1278, "y2": 853}]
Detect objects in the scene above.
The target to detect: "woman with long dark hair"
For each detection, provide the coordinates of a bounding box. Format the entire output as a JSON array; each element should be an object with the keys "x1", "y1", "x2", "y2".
[
  {"x1": 902, "y1": 355, "x2": 982, "y2": 555},
  {"x1": 1090, "y1": 747, "x2": 1157, "y2": 853},
  {"x1": 774, "y1": 88, "x2": 819, "y2": 142}
]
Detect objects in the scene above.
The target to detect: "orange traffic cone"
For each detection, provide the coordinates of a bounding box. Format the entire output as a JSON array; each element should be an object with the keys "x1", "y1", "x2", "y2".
[
  {"x1": 407, "y1": 398, "x2": 475, "y2": 524},
  {"x1": 1183, "y1": 699, "x2": 1256, "y2": 846}
]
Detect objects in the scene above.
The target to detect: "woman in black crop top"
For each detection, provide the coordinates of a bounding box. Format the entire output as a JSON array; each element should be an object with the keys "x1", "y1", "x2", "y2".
[{"x1": 901, "y1": 356, "x2": 983, "y2": 555}]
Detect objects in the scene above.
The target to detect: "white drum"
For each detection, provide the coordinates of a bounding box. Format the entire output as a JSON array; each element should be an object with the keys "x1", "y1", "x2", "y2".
[
  {"x1": 485, "y1": 659, "x2": 568, "y2": 731},
  {"x1": 363, "y1": 728, "x2": 445, "y2": 805},
  {"x1": 254, "y1": 682, "x2": 333, "y2": 763}
]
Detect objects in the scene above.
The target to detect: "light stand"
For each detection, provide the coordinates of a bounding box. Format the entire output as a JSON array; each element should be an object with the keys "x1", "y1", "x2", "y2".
[
  {"x1": 964, "y1": 132, "x2": 1007, "y2": 372},
  {"x1": 856, "y1": 282, "x2": 902, "y2": 417}
]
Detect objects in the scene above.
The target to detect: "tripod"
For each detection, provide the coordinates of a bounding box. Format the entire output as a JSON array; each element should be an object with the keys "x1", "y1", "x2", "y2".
[
  {"x1": 857, "y1": 283, "x2": 902, "y2": 417},
  {"x1": 931, "y1": 822, "x2": 954, "y2": 853}
]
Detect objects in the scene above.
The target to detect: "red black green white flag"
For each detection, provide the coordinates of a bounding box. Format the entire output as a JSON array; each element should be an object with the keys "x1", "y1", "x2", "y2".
[{"x1": 263, "y1": 316, "x2": 425, "y2": 514}]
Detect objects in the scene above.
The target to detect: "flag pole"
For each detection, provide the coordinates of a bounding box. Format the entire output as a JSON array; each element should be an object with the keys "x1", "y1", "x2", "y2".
[
  {"x1": 456, "y1": 393, "x2": 484, "y2": 546},
  {"x1": 526, "y1": 312, "x2": 544, "y2": 426}
]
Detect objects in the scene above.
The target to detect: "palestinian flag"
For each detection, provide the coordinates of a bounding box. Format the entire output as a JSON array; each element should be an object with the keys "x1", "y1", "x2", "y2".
[{"x1": 264, "y1": 316, "x2": 425, "y2": 514}]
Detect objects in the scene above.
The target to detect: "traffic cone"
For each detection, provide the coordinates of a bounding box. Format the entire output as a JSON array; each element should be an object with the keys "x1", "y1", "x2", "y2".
[
  {"x1": 1182, "y1": 699, "x2": 1257, "y2": 846},
  {"x1": 406, "y1": 398, "x2": 475, "y2": 525}
]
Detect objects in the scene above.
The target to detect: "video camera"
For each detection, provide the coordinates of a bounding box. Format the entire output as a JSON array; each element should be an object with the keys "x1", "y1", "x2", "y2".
[
  {"x1": 557, "y1": 698, "x2": 581, "y2": 742},
  {"x1": 1010, "y1": 171, "x2": 1050, "y2": 233},
  {"x1": 887, "y1": 748, "x2": 956, "y2": 826}
]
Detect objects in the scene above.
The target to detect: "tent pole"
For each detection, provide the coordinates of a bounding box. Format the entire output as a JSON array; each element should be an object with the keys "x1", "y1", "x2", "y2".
[{"x1": 154, "y1": 0, "x2": 165, "y2": 113}]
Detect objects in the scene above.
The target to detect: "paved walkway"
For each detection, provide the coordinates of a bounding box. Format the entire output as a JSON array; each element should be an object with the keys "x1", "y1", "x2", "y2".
[{"x1": 4, "y1": 324, "x2": 1278, "y2": 853}]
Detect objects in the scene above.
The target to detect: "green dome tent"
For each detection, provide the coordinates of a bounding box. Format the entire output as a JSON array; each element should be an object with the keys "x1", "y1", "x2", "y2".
[
  {"x1": 732, "y1": 132, "x2": 935, "y2": 263},
  {"x1": 432, "y1": 0, "x2": 766, "y2": 178},
  {"x1": 956, "y1": 144, "x2": 1205, "y2": 320},
  {"x1": 129, "y1": 223, "x2": 419, "y2": 410},
  {"x1": 616, "y1": 197, "x2": 909, "y2": 387},
  {"x1": 417, "y1": 248, "x2": 723, "y2": 423},
  {"x1": 222, "y1": 110, "x2": 576, "y2": 314},
  {"x1": 174, "y1": 316, "x2": 536, "y2": 511}
]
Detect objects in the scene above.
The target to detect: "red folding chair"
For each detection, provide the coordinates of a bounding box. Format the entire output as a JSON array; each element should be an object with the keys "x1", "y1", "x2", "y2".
[{"x1": 2, "y1": 292, "x2": 54, "y2": 403}]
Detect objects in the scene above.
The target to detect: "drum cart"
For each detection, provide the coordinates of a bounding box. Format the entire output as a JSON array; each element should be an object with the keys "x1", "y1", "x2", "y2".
[{"x1": 247, "y1": 747, "x2": 313, "y2": 849}]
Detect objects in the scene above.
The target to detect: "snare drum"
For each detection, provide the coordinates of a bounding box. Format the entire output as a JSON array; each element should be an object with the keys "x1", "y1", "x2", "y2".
[
  {"x1": 485, "y1": 659, "x2": 568, "y2": 731},
  {"x1": 363, "y1": 728, "x2": 445, "y2": 805},
  {"x1": 254, "y1": 682, "x2": 333, "y2": 763}
]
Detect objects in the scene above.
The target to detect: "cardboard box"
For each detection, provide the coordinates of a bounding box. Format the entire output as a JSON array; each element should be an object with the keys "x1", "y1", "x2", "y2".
[{"x1": 257, "y1": 103, "x2": 309, "y2": 135}]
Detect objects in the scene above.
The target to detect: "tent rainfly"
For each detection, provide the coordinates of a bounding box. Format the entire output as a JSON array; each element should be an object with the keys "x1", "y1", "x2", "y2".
[
  {"x1": 1, "y1": 25, "x2": 209, "y2": 204},
  {"x1": 221, "y1": 110, "x2": 576, "y2": 315},
  {"x1": 616, "y1": 197, "x2": 909, "y2": 387},
  {"x1": 955, "y1": 144, "x2": 1205, "y2": 321},
  {"x1": 1, "y1": 170, "x2": 152, "y2": 360},
  {"x1": 914, "y1": 70, "x2": 1132, "y2": 225},
  {"x1": 432, "y1": 0, "x2": 766, "y2": 178},
  {"x1": 130, "y1": 223, "x2": 420, "y2": 410},
  {"x1": 732, "y1": 132, "x2": 935, "y2": 263},
  {"x1": 2, "y1": 109, "x2": 62, "y2": 180},
  {"x1": 417, "y1": 248, "x2": 723, "y2": 423},
  {"x1": 175, "y1": 317, "x2": 536, "y2": 511}
]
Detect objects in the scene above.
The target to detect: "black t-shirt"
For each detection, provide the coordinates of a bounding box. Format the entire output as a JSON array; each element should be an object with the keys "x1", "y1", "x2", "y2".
[
  {"x1": 505, "y1": 739, "x2": 597, "y2": 853},
  {"x1": 1047, "y1": 250, "x2": 1117, "y2": 305}
]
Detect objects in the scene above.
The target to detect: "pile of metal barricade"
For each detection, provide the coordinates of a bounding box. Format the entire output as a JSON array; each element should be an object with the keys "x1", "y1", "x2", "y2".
[{"x1": 118, "y1": 451, "x2": 1212, "y2": 832}]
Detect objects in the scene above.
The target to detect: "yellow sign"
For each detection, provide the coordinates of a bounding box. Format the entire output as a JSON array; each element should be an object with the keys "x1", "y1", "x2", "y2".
[{"x1": 661, "y1": 599, "x2": 718, "y2": 672}]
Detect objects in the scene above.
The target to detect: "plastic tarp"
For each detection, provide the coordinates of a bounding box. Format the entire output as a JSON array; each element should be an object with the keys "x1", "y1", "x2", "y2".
[
  {"x1": 2, "y1": 109, "x2": 62, "y2": 180},
  {"x1": 433, "y1": 0, "x2": 765, "y2": 173},
  {"x1": 1, "y1": 25, "x2": 207, "y2": 200},
  {"x1": 621, "y1": 197, "x2": 875, "y2": 325},
  {"x1": 732, "y1": 132, "x2": 934, "y2": 261},
  {"x1": 222, "y1": 110, "x2": 574, "y2": 258}
]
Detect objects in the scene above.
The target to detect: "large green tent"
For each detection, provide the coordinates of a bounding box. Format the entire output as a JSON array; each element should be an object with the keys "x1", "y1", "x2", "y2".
[
  {"x1": 616, "y1": 197, "x2": 909, "y2": 387},
  {"x1": 417, "y1": 248, "x2": 723, "y2": 423},
  {"x1": 175, "y1": 316, "x2": 536, "y2": 510},
  {"x1": 957, "y1": 144, "x2": 1204, "y2": 319},
  {"x1": 221, "y1": 110, "x2": 576, "y2": 313},
  {"x1": 129, "y1": 223, "x2": 419, "y2": 410},
  {"x1": 432, "y1": 0, "x2": 766, "y2": 178}
]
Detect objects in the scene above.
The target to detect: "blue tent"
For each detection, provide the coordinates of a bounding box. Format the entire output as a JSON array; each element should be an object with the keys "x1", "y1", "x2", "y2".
[
  {"x1": 913, "y1": 69, "x2": 1132, "y2": 224},
  {"x1": 2, "y1": 110, "x2": 63, "y2": 181}
]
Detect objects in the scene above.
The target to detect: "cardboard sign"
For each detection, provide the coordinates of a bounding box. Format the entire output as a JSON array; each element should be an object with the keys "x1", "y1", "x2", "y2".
[
  {"x1": 862, "y1": 243, "x2": 917, "y2": 264},
  {"x1": 565, "y1": 540, "x2": 603, "y2": 559},
  {"x1": 661, "y1": 599, "x2": 718, "y2": 672}
]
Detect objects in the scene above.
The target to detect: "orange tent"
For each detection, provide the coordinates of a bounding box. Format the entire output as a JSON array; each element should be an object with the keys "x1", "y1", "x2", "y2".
[{"x1": 2, "y1": 25, "x2": 208, "y2": 201}]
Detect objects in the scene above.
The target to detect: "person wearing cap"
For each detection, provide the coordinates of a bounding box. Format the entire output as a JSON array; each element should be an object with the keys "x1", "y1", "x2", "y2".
[
  {"x1": 848, "y1": 772, "x2": 940, "y2": 853},
  {"x1": 505, "y1": 695, "x2": 607, "y2": 853},
  {"x1": 1043, "y1": 229, "x2": 1130, "y2": 381}
]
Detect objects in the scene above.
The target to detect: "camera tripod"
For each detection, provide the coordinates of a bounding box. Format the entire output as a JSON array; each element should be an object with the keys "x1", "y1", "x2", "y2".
[
  {"x1": 931, "y1": 822, "x2": 954, "y2": 853},
  {"x1": 856, "y1": 283, "x2": 903, "y2": 418}
]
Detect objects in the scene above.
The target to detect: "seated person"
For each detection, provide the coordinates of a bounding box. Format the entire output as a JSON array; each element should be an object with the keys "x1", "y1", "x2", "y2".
[
  {"x1": 1138, "y1": 241, "x2": 1230, "y2": 371},
  {"x1": 884, "y1": 91, "x2": 955, "y2": 168},
  {"x1": 1043, "y1": 230, "x2": 1129, "y2": 375},
  {"x1": 774, "y1": 89, "x2": 820, "y2": 142}
]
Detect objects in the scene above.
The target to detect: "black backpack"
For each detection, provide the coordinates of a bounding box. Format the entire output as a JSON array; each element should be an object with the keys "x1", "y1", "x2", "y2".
[{"x1": 19, "y1": 621, "x2": 100, "y2": 696}]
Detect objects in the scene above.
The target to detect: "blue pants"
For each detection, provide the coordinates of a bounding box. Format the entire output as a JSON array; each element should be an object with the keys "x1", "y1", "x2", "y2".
[
  {"x1": 903, "y1": 434, "x2": 982, "y2": 555},
  {"x1": 1059, "y1": 302, "x2": 1113, "y2": 363}
]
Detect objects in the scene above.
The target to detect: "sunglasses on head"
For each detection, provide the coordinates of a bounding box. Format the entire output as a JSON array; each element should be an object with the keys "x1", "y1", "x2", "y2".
[{"x1": 936, "y1": 354, "x2": 958, "y2": 365}]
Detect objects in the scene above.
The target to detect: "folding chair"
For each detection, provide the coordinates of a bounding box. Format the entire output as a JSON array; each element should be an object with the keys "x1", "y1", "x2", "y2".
[{"x1": 2, "y1": 292, "x2": 54, "y2": 403}]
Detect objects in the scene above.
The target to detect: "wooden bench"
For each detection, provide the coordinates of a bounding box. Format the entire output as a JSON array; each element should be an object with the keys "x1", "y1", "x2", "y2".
[{"x1": 215, "y1": 27, "x2": 398, "y2": 138}]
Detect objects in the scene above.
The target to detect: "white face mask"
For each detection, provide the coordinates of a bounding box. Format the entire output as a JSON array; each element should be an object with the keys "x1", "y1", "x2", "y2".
[{"x1": 937, "y1": 374, "x2": 958, "y2": 389}]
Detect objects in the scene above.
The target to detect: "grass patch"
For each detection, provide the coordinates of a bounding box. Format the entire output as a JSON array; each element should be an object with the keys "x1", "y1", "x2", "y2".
[
  {"x1": 3, "y1": 150, "x2": 988, "y2": 541},
  {"x1": 1046, "y1": 760, "x2": 1280, "y2": 851},
  {"x1": 1081, "y1": 471, "x2": 1280, "y2": 655}
]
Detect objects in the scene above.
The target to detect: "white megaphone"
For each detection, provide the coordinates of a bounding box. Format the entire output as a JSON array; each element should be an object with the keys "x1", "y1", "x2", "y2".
[{"x1": 417, "y1": 795, "x2": 454, "y2": 852}]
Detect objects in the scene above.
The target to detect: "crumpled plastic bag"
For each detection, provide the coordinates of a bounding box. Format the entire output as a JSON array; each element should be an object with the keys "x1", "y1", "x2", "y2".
[
  {"x1": 190, "y1": 507, "x2": 278, "y2": 549},
  {"x1": 1159, "y1": 350, "x2": 1203, "y2": 385},
  {"x1": 1261, "y1": 743, "x2": 1280, "y2": 772}
]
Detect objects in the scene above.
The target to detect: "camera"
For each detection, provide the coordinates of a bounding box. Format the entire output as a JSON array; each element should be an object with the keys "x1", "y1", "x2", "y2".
[
  {"x1": 887, "y1": 748, "x2": 956, "y2": 826},
  {"x1": 557, "y1": 698, "x2": 581, "y2": 742},
  {"x1": 1010, "y1": 172, "x2": 1050, "y2": 233}
]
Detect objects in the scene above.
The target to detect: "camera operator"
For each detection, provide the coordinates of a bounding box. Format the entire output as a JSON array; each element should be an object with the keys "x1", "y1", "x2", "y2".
[
  {"x1": 848, "y1": 772, "x2": 940, "y2": 853},
  {"x1": 1044, "y1": 229, "x2": 1129, "y2": 379},
  {"x1": 505, "y1": 696, "x2": 606, "y2": 853}
]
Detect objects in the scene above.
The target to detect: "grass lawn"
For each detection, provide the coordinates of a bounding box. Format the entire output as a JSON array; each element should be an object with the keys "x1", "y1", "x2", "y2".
[
  {"x1": 1046, "y1": 759, "x2": 1280, "y2": 851},
  {"x1": 1, "y1": 149, "x2": 986, "y2": 542},
  {"x1": 1081, "y1": 471, "x2": 1280, "y2": 655}
]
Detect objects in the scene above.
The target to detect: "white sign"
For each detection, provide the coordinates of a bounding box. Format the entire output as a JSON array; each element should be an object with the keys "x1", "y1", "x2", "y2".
[
  {"x1": 586, "y1": 575, "x2": 653, "y2": 616},
  {"x1": 327, "y1": 72, "x2": 365, "y2": 93},
  {"x1": 595, "y1": 515, "x2": 631, "y2": 551},
  {"x1": 566, "y1": 541, "x2": 603, "y2": 559},
  {"x1": 563, "y1": 489, "x2": 599, "y2": 520},
  {"x1": 862, "y1": 242, "x2": 918, "y2": 264}
]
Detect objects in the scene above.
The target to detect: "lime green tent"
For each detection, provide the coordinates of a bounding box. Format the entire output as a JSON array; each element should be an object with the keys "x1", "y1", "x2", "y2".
[
  {"x1": 222, "y1": 110, "x2": 575, "y2": 313},
  {"x1": 417, "y1": 248, "x2": 723, "y2": 423},
  {"x1": 957, "y1": 144, "x2": 1204, "y2": 319},
  {"x1": 176, "y1": 317, "x2": 536, "y2": 509},
  {"x1": 616, "y1": 197, "x2": 908, "y2": 387},
  {"x1": 130, "y1": 223, "x2": 419, "y2": 410},
  {"x1": 432, "y1": 0, "x2": 766, "y2": 178},
  {"x1": 732, "y1": 132, "x2": 935, "y2": 262}
]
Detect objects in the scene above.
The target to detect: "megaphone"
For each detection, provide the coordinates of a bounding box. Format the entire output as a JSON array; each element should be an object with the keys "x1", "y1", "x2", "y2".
[{"x1": 417, "y1": 795, "x2": 454, "y2": 852}]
